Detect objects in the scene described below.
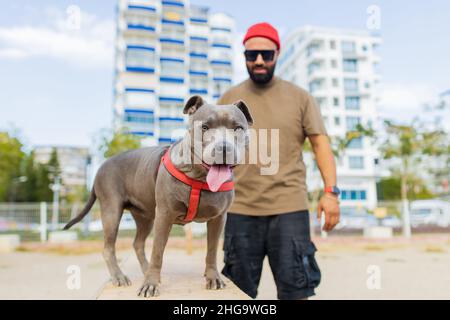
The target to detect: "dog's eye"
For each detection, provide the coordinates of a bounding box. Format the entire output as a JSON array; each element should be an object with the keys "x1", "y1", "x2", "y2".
[
  {"x1": 234, "y1": 126, "x2": 244, "y2": 131},
  {"x1": 201, "y1": 124, "x2": 209, "y2": 131}
]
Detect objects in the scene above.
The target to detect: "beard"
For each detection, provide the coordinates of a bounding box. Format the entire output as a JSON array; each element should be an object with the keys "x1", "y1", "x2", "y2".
[{"x1": 247, "y1": 63, "x2": 276, "y2": 85}]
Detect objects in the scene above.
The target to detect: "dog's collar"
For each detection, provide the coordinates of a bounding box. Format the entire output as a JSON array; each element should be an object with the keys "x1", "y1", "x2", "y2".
[{"x1": 160, "y1": 147, "x2": 234, "y2": 222}]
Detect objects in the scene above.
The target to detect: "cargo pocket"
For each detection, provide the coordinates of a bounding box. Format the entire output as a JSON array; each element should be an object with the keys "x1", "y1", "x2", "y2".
[{"x1": 293, "y1": 239, "x2": 321, "y2": 289}]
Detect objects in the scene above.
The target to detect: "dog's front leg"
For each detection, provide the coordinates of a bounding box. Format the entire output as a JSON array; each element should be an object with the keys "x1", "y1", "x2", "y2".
[
  {"x1": 204, "y1": 213, "x2": 226, "y2": 290},
  {"x1": 138, "y1": 207, "x2": 172, "y2": 298}
]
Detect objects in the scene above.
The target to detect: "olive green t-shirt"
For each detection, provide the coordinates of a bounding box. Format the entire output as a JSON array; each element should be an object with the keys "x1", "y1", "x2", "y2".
[{"x1": 217, "y1": 76, "x2": 328, "y2": 216}]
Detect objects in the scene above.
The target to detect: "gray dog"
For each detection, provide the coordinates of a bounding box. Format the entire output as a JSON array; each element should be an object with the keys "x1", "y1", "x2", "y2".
[{"x1": 64, "y1": 95, "x2": 253, "y2": 297}]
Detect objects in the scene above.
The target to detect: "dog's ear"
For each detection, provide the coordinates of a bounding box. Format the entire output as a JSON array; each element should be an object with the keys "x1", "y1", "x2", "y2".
[
  {"x1": 233, "y1": 100, "x2": 254, "y2": 126},
  {"x1": 183, "y1": 95, "x2": 205, "y2": 115}
]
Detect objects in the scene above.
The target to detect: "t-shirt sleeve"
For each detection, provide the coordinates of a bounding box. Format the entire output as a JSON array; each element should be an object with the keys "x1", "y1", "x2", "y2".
[{"x1": 302, "y1": 93, "x2": 328, "y2": 136}]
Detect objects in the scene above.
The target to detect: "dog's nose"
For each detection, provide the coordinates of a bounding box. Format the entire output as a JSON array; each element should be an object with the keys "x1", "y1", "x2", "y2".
[{"x1": 216, "y1": 141, "x2": 233, "y2": 153}]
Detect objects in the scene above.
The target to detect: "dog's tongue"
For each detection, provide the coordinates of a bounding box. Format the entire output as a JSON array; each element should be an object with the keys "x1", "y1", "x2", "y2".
[{"x1": 206, "y1": 165, "x2": 232, "y2": 192}]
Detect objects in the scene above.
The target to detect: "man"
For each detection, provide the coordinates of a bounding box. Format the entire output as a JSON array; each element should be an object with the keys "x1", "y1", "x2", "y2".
[{"x1": 218, "y1": 22, "x2": 340, "y2": 300}]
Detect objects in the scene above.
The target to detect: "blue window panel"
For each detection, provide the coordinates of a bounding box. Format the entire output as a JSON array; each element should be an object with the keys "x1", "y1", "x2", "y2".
[
  {"x1": 162, "y1": 1, "x2": 184, "y2": 7},
  {"x1": 360, "y1": 191, "x2": 367, "y2": 200},
  {"x1": 127, "y1": 24, "x2": 155, "y2": 32},
  {"x1": 190, "y1": 18, "x2": 208, "y2": 23},
  {"x1": 211, "y1": 27, "x2": 231, "y2": 32},
  {"x1": 350, "y1": 190, "x2": 357, "y2": 200},
  {"x1": 128, "y1": 5, "x2": 156, "y2": 12},
  {"x1": 190, "y1": 36, "x2": 208, "y2": 42},
  {"x1": 212, "y1": 43, "x2": 231, "y2": 49},
  {"x1": 345, "y1": 96, "x2": 360, "y2": 110},
  {"x1": 213, "y1": 94, "x2": 221, "y2": 99},
  {"x1": 341, "y1": 190, "x2": 348, "y2": 200},
  {"x1": 346, "y1": 116, "x2": 361, "y2": 131},
  {"x1": 161, "y1": 19, "x2": 184, "y2": 26},
  {"x1": 213, "y1": 77, "x2": 232, "y2": 83},
  {"x1": 159, "y1": 117, "x2": 184, "y2": 122},
  {"x1": 347, "y1": 137, "x2": 363, "y2": 149},
  {"x1": 160, "y1": 77, "x2": 184, "y2": 83},
  {"x1": 349, "y1": 156, "x2": 364, "y2": 169},
  {"x1": 125, "y1": 88, "x2": 155, "y2": 93},
  {"x1": 189, "y1": 70, "x2": 208, "y2": 76},
  {"x1": 344, "y1": 78, "x2": 359, "y2": 92},
  {"x1": 160, "y1": 57, "x2": 184, "y2": 63},
  {"x1": 190, "y1": 89, "x2": 208, "y2": 94},
  {"x1": 127, "y1": 45, "x2": 155, "y2": 52},
  {"x1": 343, "y1": 59, "x2": 358, "y2": 72},
  {"x1": 159, "y1": 97, "x2": 184, "y2": 103},
  {"x1": 160, "y1": 38, "x2": 184, "y2": 45},
  {"x1": 126, "y1": 66, "x2": 155, "y2": 73},
  {"x1": 131, "y1": 131, "x2": 154, "y2": 136},
  {"x1": 124, "y1": 108, "x2": 154, "y2": 114},
  {"x1": 210, "y1": 60, "x2": 232, "y2": 65},
  {"x1": 342, "y1": 41, "x2": 356, "y2": 53}
]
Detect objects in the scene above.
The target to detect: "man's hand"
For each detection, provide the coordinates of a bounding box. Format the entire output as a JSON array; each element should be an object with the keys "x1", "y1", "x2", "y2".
[{"x1": 317, "y1": 194, "x2": 340, "y2": 232}]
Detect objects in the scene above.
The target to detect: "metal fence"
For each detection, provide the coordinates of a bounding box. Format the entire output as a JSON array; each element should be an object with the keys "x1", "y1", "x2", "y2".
[
  {"x1": 0, "y1": 202, "x2": 187, "y2": 242},
  {"x1": 0, "y1": 202, "x2": 102, "y2": 242}
]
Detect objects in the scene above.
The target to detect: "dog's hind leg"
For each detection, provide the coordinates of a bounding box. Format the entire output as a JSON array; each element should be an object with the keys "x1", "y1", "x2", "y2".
[
  {"x1": 100, "y1": 201, "x2": 131, "y2": 287},
  {"x1": 130, "y1": 210, "x2": 154, "y2": 274}
]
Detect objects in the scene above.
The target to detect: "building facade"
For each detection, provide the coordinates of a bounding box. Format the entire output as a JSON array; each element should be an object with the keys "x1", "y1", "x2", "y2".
[
  {"x1": 277, "y1": 26, "x2": 382, "y2": 211},
  {"x1": 114, "y1": 0, "x2": 234, "y2": 145}
]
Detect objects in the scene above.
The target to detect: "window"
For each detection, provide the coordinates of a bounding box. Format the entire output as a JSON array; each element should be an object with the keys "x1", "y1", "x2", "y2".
[
  {"x1": 341, "y1": 41, "x2": 356, "y2": 53},
  {"x1": 125, "y1": 89, "x2": 156, "y2": 107},
  {"x1": 306, "y1": 43, "x2": 320, "y2": 57},
  {"x1": 341, "y1": 190, "x2": 367, "y2": 200},
  {"x1": 332, "y1": 78, "x2": 339, "y2": 87},
  {"x1": 331, "y1": 59, "x2": 337, "y2": 68},
  {"x1": 347, "y1": 137, "x2": 363, "y2": 149},
  {"x1": 160, "y1": 59, "x2": 185, "y2": 78},
  {"x1": 333, "y1": 97, "x2": 339, "y2": 107},
  {"x1": 334, "y1": 116, "x2": 340, "y2": 126},
  {"x1": 343, "y1": 59, "x2": 358, "y2": 72},
  {"x1": 308, "y1": 80, "x2": 323, "y2": 93},
  {"x1": 364, "y1": 82, "x2": 370, "y2": 89},
  {"x1": 362, "y1": 44, "x2": 368, "y2": 52},
  {"x1": 348, "y1": 156, "x2": 364, "y2": 169},
  {"x1": 345, "y1": 96, "x2": 360, "y2": 110},
  {"x1": 307, "y1": 62, "x2": 321, "y2": 75},
  {"x1": 344, "y1": 78, "x2": 358, "y2": 92},
  {"x1": 330, "y1": 40, "x2": 336, "y2": 49},
  {"x1": 126, "y1": 47, "x2": 155, "y2": 70},
  {"x1": 346, "y1": 116, "x2": 361, "y2": 131}
]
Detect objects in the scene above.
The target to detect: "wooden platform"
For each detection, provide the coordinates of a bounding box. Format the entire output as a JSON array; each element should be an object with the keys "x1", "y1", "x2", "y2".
[{"x1": 96, "y1": 248, "x2": 250, "y2": 300}]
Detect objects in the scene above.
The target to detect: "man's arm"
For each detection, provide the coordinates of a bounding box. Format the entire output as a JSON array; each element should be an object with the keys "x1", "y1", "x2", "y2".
[{"x1": 308, "y1": 134, "x2": 340, "y2": 232}]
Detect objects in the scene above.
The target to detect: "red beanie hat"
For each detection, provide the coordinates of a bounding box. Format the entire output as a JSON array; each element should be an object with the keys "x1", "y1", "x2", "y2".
[{"x1": 243, "y1": 22, "x2": 280, "y2": 50}]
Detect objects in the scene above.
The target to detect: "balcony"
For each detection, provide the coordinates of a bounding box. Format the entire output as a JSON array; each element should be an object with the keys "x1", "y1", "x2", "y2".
[{"x1": 125, "y1": 46, "x2": 156, "y2": 73}]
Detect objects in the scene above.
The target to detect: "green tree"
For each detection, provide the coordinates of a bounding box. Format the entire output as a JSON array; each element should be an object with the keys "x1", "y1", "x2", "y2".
[
  {"x1": 0, "y1": 131, "x2": 25, "y2": 201},
  {"x1": 99, "y1": 127, "x2": 142, "y2": 158},
  {"x1": 380, "y1": 119, "x2": 448, "y2": 236}
]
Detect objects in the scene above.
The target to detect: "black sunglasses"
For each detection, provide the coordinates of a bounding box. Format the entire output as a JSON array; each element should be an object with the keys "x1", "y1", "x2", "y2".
[{"x1": 244, "y1": 50, "x2": 276, "y2": 62}]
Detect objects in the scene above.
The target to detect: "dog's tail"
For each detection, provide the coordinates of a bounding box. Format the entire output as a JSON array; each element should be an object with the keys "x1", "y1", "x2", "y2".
[{"x1": 63, "y1": 189, "x2": 97, "y2": 230}]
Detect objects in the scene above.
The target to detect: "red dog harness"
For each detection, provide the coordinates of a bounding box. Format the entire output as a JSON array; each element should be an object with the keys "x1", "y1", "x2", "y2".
[{"x1": 160, "y1": 148, "x2": 234, "y2": 222}]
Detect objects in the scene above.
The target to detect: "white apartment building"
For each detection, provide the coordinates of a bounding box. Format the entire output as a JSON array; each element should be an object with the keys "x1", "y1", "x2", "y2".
[
  {"x1": 114, "y1": 0, "x2": 234, "y2": 145},
  {"x1": 277, "y1": 26, "x2": 382, "y2": 211}
]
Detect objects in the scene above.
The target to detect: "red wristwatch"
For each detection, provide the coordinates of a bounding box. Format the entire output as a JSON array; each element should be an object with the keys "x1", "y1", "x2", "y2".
[{"x1": 324, "y1": 186, "x2": 340, "y2": 196}]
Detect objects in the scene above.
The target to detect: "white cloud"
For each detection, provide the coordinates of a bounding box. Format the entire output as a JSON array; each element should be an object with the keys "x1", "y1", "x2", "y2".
[{"x1": 0, "y1": 6, "x2": 114, "y2": 69}]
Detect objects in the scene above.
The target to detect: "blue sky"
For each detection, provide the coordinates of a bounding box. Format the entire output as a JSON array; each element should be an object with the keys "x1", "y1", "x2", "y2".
[{"x1": 1, "y1": 0, "x2": 449, "y2": 149}]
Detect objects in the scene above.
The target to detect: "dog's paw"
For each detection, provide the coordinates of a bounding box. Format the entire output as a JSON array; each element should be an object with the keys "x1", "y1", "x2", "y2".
[
  {"x1": 205, "y1": 269, "x2": 226, "y2": 290},
  {"x1": 138, "y1": 281, "x2": 160, "y2": 298},
  {"x1": 111, "y1": 274, "x2": 132, "y2": 287}
]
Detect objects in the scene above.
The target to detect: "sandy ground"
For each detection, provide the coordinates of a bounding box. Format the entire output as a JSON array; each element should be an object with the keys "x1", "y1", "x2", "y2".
[{"x1": 1, "y1": 235, "x2": 449, "y2": 300}]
